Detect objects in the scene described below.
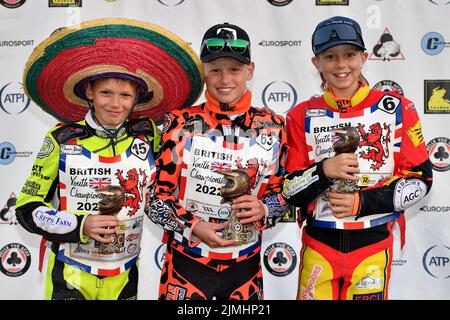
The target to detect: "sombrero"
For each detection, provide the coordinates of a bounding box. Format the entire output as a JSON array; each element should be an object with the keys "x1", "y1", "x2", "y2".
[{"x1": 23, "y1": 18, "x2": 204, "y2": 122}]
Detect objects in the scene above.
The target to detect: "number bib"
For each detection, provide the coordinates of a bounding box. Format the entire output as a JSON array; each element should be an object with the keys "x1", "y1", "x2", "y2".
[
  {"x1": 57, "y1": 137, "x2": 156, "y2": 275},
  {"x1": 305, "y1": 96, "x2": 401, "y2": 229},
  {"x1": 177, "y1": 127, "x2": 280, "y2": 258}
]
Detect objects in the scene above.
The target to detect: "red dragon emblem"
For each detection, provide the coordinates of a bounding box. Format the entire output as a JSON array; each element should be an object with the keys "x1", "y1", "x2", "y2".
[
  {"x1": 115, "y1": 168, "x2": 148, "y2": 217},
  {"x1": 356, "y1": 122, "x2": 391, "y2": 171}
]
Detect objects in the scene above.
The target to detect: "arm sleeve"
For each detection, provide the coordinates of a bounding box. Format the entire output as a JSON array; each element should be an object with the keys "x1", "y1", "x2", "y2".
[
  {"x1": 357, "y1": 99, "x2": 433, "y2": 217},
  {"x1": 15, "y1": 128, "x2": 88, "y2": 243},
  {"x1": 147, "y1": 112, "x2": 199, "y2": 245},
  {"x1": 282, "y1": 107, "x2": 333, "y2": 207}
]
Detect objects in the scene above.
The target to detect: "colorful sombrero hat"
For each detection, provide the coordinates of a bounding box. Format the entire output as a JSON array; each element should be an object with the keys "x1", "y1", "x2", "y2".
[{"x1": 23, "y1": 18, "x2": 204, "y2": 122}]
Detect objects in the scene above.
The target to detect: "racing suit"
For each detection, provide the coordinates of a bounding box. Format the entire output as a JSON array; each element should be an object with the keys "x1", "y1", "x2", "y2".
[
  {"x1": 15, "y1": 112, "x2": 159, "y2": 300},
  {"x1": 283, "y1": 85, "x2": 433, "y2": 300},
  {"x1": 148, "y1": 90, "x2": 288, "y2": 300}
]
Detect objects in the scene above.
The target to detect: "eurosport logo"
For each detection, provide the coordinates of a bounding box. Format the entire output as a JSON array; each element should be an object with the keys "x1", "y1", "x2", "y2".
[
  {"x1": 157, "y1": 0, "x2": 185, "y2": 6},
  {"x1": 422, "y1": 245, "x2": 450, "y2": 278},
  {"x1": 267, "y1": 0, "x2": 293, "y2": 6},
  {"x1": 262, "y1": 81, "x2": 298, "y2": 114},
  {"x1": 263, "y1": 242, "x2": 297, "y2": 277},
  {"x1": 0, "y1": 82, "x2": 31, "y2": 115},
  {"x1": 426, "y1": 137, "x2": 450, "y2": 172},
  {"x1": 421, "y1": 32, "x2": 449, "y2": 56},
  {"x1": 0, "y1": 243, "x2": 31, "y2": 277},
  {"x1": 154, "y1": 243, "x2": 166, "y2": 270},
  {"x1": 258, "y1": 40, "x2": 302, "y2": 47},
  {"x1": 0, "y1": 0, "x2": 26, "y2": 8},
  {"x1": 420, "y1": 205, "x2": 450, "y2": 213}
]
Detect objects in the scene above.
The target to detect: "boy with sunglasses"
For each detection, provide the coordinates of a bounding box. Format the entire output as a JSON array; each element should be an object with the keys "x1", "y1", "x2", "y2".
[
  {"x1": 148, "y1": 22, "x2": 288, "y2": 300},
  {"x1": 283, "y1": 16, "x2": 432, "y2": 300}
]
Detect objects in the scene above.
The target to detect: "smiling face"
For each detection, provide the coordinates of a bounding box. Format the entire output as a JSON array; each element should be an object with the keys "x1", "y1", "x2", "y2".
[
  {"x1": 312, "y1": 44, "x2": 368, "y2": 98},
  {"x1": 204, "y1": 57, "x2": 254, "y2": 105},
  {"x1": 86, "y1": 78, "x2": 138, "y2": 128}
]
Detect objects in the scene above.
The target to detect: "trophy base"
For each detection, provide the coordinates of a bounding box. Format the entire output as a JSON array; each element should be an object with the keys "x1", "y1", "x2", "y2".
[{"x1": 222, "y1": 231, "x2": 254, "y2": 244}]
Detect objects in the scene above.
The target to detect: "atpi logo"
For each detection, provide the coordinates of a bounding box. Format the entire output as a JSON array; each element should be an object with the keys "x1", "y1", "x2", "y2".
[
  {"x1": 421, "y1": 32, "x2": 449, "y2": 56},
  {"x1": 262, "y1": 81, "x2": 298, "y2": 114},
  {"x1": 422, "y1": 245, "x2": 450, "y2": 278},
  {"x1": 0, "y1": 243, "x2": 31, "y2": 277},
  {"x1": 263, "y1": 242, "x2": 297, "y2": 276},
  {"x1": 0, "y1": 82, "x2": 30, "y2": 115}
]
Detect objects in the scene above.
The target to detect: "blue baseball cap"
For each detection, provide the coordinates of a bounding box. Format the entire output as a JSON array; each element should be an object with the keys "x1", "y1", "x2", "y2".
[{"x1": 312, "y1": 16, "x2": 366, "y2": 55}]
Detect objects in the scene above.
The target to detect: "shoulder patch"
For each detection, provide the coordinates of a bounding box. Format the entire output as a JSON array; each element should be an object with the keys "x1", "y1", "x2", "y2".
[
  {"x1": 127, "y1": 118, "x2": 155, "y2": 137},
  {"x1": 51, "y1": 123, "x2": 89, "y2": 144}
]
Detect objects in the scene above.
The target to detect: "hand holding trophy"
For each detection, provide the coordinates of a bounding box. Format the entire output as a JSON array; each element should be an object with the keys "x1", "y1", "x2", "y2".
[
  {"x1": 219, "y1": 170, "x2": 255, "y2": 244},
  {"x1": 331, "y1": 126, "x2": 360, "y2": 193},
  {"x1": 95, "y1": 186, "x2": 125, "y2": 253}
]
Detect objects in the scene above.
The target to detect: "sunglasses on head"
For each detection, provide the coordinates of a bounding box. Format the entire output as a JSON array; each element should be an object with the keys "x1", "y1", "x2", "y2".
[
  {"x1": 201, "y1": 38, "x2": 249, "y2": 54},
  {"x1": 313, "y1": 23, "x2": 363, "y2": 47}
]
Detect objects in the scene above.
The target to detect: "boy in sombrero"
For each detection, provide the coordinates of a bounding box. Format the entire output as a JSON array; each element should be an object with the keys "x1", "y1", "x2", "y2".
[{"x1": 15, "y1": 18, "x2": 203, "y2": 300}]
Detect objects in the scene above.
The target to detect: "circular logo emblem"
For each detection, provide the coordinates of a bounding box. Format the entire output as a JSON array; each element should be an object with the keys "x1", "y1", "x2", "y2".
[
  {"x1": 0, "y1": 142, "x2": 16, "y2": 165},
  {"x1": 154, "y1": 243, "x2": 167, "y2": 271},
  {"x1": 231, "y1": 222, "x2": 243, "y2": 233},
  {"x1": 262, "y1": 81, "x2": 298, "y2": 114},
  {"x1": 263, "y1": 242, "x2": 297, "y2": 277},
  {"x1": 426, "y1": 137, "x2": 450, "y2": 171},
  {"x1": 422, "y1": 245, "x2": 450, "y2": 278},
  {"x1": 373, "y1": 80, "x2": 404, "y2": 96},
  {"x1": 0, "y1": 82, "x2": 31, "y2": 114},
  {"x1": 0, "y1": 0, "x2": 26, "y2": 8},
  {"x1": 421, "y1": 32, "x2": 445, "y2": 56},
  {"x1": 218, "y1": 207, "x2": 230, "y2": 219},
  {"x1": 267, "y1": 0, "x2": 293, "y2": 6},
  {"x1": 0, "y1": 243, "x2": 31, "y2": 277}
]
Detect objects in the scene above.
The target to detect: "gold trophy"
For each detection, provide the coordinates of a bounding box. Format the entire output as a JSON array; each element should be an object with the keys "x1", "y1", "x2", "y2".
[
  {"x1": 219, "y1": 169, "x2": 255, "y2": 244},
  {"x1": 331, "y1": 126, "x2": 360, "y2": 193},
  {"x1": 95, "y1": 185, "x2": 125, "y2": 254}
]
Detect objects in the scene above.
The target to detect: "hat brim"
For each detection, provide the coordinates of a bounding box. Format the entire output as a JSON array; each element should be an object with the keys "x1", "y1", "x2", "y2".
[
  {"x1": 314, "y1": 40, "x2": 366, "y2": 56},
  {"x1": 201, "y1": 51, "x2": 251, "y2": 64},
  {"x1": 23, "y1": 18, "x2": 205, "y2": 122}
]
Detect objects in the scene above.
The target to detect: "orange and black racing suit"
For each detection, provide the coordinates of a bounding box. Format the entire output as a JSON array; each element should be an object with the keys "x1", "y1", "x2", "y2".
[
  {"x1": 283, "y1": 85, "x2": 432, "y2": 300},
  {"x1": 148, "y1": 91, "x2": 288, "y2": 300}
]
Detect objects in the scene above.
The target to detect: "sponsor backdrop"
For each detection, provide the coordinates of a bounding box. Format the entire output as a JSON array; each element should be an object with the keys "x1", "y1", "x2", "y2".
[{"x1": 0, "y1": 0, "x2": 449, "y2": 300}]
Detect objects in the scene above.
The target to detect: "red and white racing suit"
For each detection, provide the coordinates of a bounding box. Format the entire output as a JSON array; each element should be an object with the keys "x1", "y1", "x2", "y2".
[
  {"x1": 148, "y1": 91, "x2": 288, "y2": 300},
  {"x1": 283, "y1": 85, "x2": 433, "y2": 300}
]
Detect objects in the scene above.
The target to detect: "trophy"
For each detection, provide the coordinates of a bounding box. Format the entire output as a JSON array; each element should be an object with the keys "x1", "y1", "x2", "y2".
[
  {"x1": 331, "y1": 126, "x2": 360, "y2": 193},
  {"x1": 95, "y1": 185, "x2": 125, "y2": 254},
  {"x1": 219, "y1": 169, "x2": 256, "y2": 244}
]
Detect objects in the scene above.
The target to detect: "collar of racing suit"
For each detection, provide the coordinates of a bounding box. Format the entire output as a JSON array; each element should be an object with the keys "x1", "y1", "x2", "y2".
[
  {"x1": 323, "y1": 83, "x2": 371, "y2": 113},
  {"x1": 204, "y1": 90, "x2": 254, "y2": 129},
  {"x1": 85, "y1": 111, "x2": 127, "y2": 139}
]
